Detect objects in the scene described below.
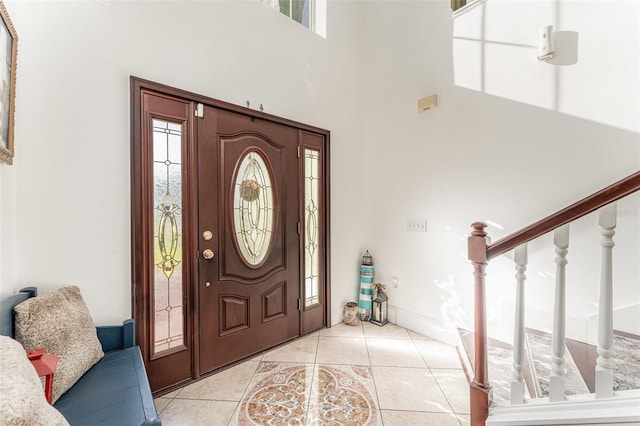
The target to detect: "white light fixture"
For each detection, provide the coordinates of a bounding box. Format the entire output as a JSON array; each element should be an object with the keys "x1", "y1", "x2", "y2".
[{"x1": 537, "y1": 25, "x2": 556, "y2": 62}]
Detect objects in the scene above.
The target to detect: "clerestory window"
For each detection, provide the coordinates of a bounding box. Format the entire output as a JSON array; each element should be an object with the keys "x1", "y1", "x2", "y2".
[
  {"x1": 261, "y1": 0, "x2": 326, "y2": 38},
  {"x1": 451, "y1": 0, "x2": 467, "y2": 12}
]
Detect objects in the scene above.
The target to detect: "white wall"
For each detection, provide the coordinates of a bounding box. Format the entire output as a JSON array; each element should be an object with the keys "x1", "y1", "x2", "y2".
[
  {"x1": 362, "y1": 0, "x2": 639, "y2": 345},
  {"x1": 1, "y1": 0, "x2": 638, "y2": 346},
  {"x1": 0, "y1": 0, "x2": 366, "y2": 324}
]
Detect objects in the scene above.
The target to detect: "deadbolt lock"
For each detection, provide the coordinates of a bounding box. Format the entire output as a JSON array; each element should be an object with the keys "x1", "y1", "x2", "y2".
[
  {"x1": 202, "y1": 249, "x2": 215, "y2": 260},
  {"x1": 205, "y1": 282, "x2": 211, "y2": 287},
  {"x1": 202, "y1": 230, "x2": 213, "y2": 241}
]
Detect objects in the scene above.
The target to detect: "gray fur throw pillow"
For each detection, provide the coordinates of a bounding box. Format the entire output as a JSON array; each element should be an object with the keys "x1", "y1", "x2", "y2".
[{"x1": 14, "y1": 286, "x2": 104, "y2": 403}]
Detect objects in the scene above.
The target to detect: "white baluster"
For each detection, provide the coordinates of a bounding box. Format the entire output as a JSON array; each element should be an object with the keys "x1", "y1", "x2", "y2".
[
  {"x1": 511, "y1": 244, "x2": 528, "y2": 405},
  {"x1": 596, "y1": 203, "x2": 616, "y2": 398},
  {"x1": 550, "y1": 224, "x2": 569, "y2": 402}
]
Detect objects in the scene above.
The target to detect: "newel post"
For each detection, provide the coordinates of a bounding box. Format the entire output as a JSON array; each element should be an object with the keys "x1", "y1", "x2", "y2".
[{"x1": 468, "y1": 222, "x2": 491, "y2": 426}]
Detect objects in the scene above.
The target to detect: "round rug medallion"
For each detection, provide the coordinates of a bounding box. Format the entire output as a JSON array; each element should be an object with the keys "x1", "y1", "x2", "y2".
[{"x1": 237, "y1": 363, "x2": 377, "y2": 426}]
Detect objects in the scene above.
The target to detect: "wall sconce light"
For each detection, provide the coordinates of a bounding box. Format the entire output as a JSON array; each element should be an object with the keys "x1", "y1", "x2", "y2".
[
  {"x1": 537, "y1": 25, "x2": 556, "y2": 62},
  {"x1": 417, "y1": 95, "x2": 437, "y2": 112}
]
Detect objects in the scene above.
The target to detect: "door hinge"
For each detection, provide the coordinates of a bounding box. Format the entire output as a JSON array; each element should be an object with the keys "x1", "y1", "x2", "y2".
[
  {"x1": 297, "y1": 222, "x2": 301, "y2": 235},
  {"x1": 298, "y1": 298, "x2": 302, "y2": 311},
  {"x1": 195, "y1": 103, "x2": 204, "y2": 118},
  {"x1": 297, "y1": 146, "x2": 300, "y2": 158}
]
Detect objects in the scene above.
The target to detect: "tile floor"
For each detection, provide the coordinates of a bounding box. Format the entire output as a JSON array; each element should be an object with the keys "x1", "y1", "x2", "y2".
[{"x1": 154, "y1": 322, "x2": 470, "y2": 425}]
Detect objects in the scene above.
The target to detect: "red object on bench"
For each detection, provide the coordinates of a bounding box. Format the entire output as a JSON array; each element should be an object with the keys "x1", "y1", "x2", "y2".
[{"x1": 26, "y1": 348, "x2": 59, "y2": 404}]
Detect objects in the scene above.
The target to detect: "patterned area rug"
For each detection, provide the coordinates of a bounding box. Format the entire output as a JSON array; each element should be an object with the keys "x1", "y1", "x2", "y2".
[
  {"x1": 237, "y1": 362, "x2": 378, "y2": 426},
  {"x1": 526, "y1": 332, "x2": 589, "y2": 397},
  {"x1": 488, "y1": 345, "x2": 517, "y2": 403},
  {"x1": 467, "y1": 329, "x2": 640, "y2": 402},
  {"x1": 613, "y1": 334, "x2": 640, "y2": 391}
]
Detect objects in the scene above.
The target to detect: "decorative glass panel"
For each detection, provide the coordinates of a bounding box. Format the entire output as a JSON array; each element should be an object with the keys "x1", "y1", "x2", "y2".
[
  {"x1": 152, "y1": 119, "x2": 184, "y2": 355},
  {"x1": 304, "y1": 149, "x2": 320, "y2": 307},
  {"x1": 233, "y1": 151, "x2": 274, "y2": 266}
]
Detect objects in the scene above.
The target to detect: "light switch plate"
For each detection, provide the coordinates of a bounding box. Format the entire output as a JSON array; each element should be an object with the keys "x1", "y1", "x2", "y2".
[{"x1": 407, "y1": 219, "x2": 427, "y2": 232}]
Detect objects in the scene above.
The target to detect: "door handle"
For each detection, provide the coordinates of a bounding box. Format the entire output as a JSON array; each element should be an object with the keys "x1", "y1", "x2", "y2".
[{"x1": 202, "y1": 249, "x2": 215, "y2": 260}]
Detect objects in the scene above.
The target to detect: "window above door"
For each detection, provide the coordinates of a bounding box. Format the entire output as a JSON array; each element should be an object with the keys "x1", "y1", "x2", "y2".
[{"x1": 261, "y1": 0, "x2": 327, "y2": 38}]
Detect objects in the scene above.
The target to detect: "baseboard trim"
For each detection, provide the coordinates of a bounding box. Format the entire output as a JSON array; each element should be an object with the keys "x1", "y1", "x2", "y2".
[
  {"x1": 487, "y1": 390, "x2": 640, "y2": 425},
  {"x1": 331, "y1": 304, "x2": 459, "y2": 346},
  {"x1": 386, "y1": 305, "x2": 459, "y2": 345}
]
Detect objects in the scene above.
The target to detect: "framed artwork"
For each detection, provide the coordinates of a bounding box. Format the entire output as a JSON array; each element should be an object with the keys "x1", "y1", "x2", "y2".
[{"x1": 0, "y1": 1, "x2": 17, "y2": 165}]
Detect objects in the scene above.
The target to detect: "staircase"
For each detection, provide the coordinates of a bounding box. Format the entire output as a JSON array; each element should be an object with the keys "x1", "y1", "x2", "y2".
[
  {"x1": 465, "y1": 172, "x2": 640, "y2": 426},
  {"x1": 458, "y1": 328, "x2": 640, "y2": 402},
  {"x1": 525, "y1": 329, "x2": 589, "y2": 398}
]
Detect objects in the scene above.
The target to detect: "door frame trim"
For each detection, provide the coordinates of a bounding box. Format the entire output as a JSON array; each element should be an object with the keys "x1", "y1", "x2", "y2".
[{"x1": 130, "y1": 76, "x2": 331, "y2": 390}]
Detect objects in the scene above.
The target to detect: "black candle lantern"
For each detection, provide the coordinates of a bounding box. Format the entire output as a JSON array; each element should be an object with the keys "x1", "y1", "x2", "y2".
[
  {"x1": 361, "y1": 250, "x2": 374, "y2": 266},
  {"x1": 370, "y1": 291, "x2": 388, "y2": 326}
]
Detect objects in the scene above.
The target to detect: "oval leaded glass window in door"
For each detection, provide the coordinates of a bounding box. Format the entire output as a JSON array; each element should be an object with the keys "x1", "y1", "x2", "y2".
[{"x1": 232, "y1": 151, "x2": 275, "y2": 266}]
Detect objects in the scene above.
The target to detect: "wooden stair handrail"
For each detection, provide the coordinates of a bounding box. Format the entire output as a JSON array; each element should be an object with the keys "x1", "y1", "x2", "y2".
[
  {"x1": 487, "y1": 171, "x2": 640, "y2": 261},
  {"x1": 468, "y1": 170, "x2": 640, "y2": 426}
]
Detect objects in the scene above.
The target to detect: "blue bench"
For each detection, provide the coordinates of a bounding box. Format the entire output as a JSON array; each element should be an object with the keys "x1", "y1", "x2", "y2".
[{"x1": 0, "y1": 287, "x2": 161, "y2": 426}]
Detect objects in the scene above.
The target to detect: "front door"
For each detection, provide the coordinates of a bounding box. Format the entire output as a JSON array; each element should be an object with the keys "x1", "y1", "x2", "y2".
[
  {"x1": 197, "y1": 107, "x2": 300, "y2": 373},
  {"x1": 132, "y1": 79, "x2": 330, "y2": 392}
]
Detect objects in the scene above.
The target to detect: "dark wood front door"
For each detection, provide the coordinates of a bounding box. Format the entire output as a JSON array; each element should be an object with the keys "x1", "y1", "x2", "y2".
[
  {"x1": 197, "y1": 107, "x2": 300, "y2": 373},
  {"x1": 132, "y1": 78, "x2": 330, "y2": 392}
]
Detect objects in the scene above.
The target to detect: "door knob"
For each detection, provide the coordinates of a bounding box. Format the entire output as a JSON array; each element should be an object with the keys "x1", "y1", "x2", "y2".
[{"x1": 202, "y1": 249, "x2": 215, "y2": 260}]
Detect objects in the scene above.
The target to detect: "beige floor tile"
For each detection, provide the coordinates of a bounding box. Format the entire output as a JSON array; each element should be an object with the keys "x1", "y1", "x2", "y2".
[
  {"x1": 262, "y1": 334, "x2": 318, "y2": 363},
  {"x1": 316, "y1": 336, "x2": 370, "y2": 365},
  {"x1": 160, "y1": 399, "x2": 237, "y2": 425},
  {"x1": 382, "y1": 410, "x2": 464, "y2": 426},
  {"x1": 227, "y1": 404, "x2": 240, "y2": 426},
  {"x1": 153, "y1": 397, "x2": 172, "y2": 415},
  {"x1": 373, "y1": 366, "x2": 453, "y2": 413},
  {"x1": 363, "y1": 322, "x2": 411, "y2": 339},
  {"x1": 431, "y1": 369, "x2": 470, "y2": 414},
  {"x1": 154, "y1": 323, "x2": 473, "y2": 426},
  {"x1": 414, "y1": 339, "x2": 463, "y2": 369},
  {"x1": 175, "y1": 360, "x2": 258, "y2": 401},
  {"x1": 366, "y1": 338, "x2": 427, "y2": 368},
  {"x1": 161, "y1": 388, "x2": 181, "y2": 399},
  {"x1": 319, "y1": 322, "x2": 365, "y2": 338},
  {"x1": 408, "y1": 329, "x2": 433, "y2": 340},
  {"x1": 246, "y1": 352, "x2": 264, "y2": 362}
]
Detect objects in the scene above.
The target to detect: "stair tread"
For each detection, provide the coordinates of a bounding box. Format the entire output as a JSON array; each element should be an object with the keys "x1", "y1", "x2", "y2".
[
  {"x1": 526, "y1": 331, "x2": 589, "y2": 397},
  {"x1": 612, "y1": 334, "x2": 640, "y2": 391},
  {"x1": 457, "y1": 328, "x2": 640, "y2": 403}
]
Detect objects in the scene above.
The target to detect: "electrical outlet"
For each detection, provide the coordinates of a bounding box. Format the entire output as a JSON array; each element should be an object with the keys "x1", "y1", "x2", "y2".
[
  {"x1": 407, "y1": 219, "x2": 427, "y2": 232},
  {"x1": 392, "y1": 276, "x2": 398, "y2": 288}
]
